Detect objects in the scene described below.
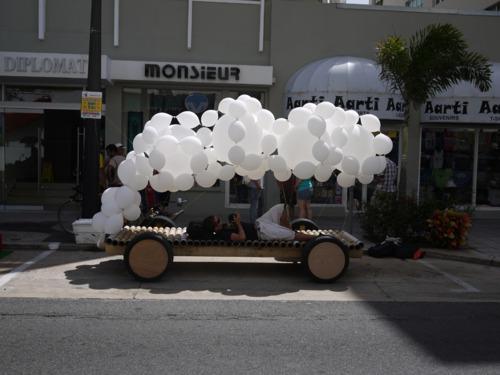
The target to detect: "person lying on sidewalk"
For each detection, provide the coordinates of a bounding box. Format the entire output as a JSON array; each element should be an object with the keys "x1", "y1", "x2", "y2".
[{"x1": 202, "y1": 204, "x2": 317, "y2": 242}]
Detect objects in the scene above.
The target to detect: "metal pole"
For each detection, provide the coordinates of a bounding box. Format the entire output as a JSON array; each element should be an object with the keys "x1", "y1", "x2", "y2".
[
  {"x1": 347, "y1": 186, "x2": 354, "y2": 234},
  {"x1": 81, "y1": 0, "x2": 101, "y2": 218}
]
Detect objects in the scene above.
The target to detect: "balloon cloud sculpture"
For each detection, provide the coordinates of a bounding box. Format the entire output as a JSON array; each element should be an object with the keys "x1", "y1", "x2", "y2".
[{"x1": 94, "y1": 95, "x2": 392, "y2": 234}]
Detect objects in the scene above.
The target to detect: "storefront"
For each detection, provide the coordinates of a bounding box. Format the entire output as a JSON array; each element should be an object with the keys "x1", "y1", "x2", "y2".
[
  {"x1": 0, "y1": 52, "x2": 109, "y2": 207},
  {"x1": 284, "y1": 56, "x2": 500, "y2": 215}
]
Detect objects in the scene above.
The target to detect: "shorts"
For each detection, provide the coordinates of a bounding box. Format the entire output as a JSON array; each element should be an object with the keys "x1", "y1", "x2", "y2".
[{"x1": 297, "y1": 188, "x2": 313, "y2": 201}]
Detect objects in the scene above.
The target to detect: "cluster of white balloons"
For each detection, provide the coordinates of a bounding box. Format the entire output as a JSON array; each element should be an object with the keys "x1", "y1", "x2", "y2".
[{"x1": 93, "y1": 94, "x2": 392, "y2": 234}]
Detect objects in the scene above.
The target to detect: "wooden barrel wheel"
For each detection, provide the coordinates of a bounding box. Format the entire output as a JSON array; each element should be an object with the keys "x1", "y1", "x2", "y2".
[
  {"x1": 124, "y1": 233, "x2": 173, "y2": 281},
  {"x1": 291, "y1": 218, "x2": 319, "y2": 231},
  {"x1": 302, "y1": 236, "x2": 349, "y2": 283}
]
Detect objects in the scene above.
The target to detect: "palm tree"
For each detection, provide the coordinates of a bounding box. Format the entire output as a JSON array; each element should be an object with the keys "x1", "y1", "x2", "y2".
[{"x1": 376, "y1": 23, "x2": 492, "y2": 198}]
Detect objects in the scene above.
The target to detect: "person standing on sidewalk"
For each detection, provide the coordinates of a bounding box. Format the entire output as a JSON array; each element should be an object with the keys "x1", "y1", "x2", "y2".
[
  {"x1": 297, "y1": 178, "x2": 313, "y2": 219},
  {"x1": 245, "y1": 176, "x2": 264, "y2": 224}
]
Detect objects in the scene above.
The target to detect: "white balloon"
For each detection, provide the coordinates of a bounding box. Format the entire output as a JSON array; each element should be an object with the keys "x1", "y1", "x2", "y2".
[
  {"x1": 261, "y1": 134, "x2": 278, "y2": 155},
  {"x1": 180, "y1": 136, "x2": 203, "y2": 156},
  {"x1": 278, "y1": 126, "x2": 317, "y2": 169},
  {"x1": 361, "y1": 156, "x2": 380, "y2": 175},
  {"x1": 374, "y1": 156, "x2": 387, "y2": 174},
  {"x1": 207, "y1": 162, "x2": 222, "y2": 176},
  {"x1": 360, "y1": 114, "x2": 381, "y2": 133},
  {"x1": 135, "y1": 154, "x2": 153, "y2": 176},
  {"x1": 303, "y1": 103, "x2": 317, "y2": 112},
  {"x1": 325, "y1": 147, "x2": 343, "y2": 166},
  {"x1": 241, "y1": 154, "x2": 262, "y2": 171},
  {"x1": 204, "y1": 147, "x2": 218, "y2": 164},
  {"x1": 218, "y1": 97, "x2": 235, "y2": 114},
  {"x1": 101, "y1": 187, "x2": 117, "y2": 204},
  {"x1": 314, "y1": 101, "x2": 336, "y2": 119},
  {"x1": 337, "y1": 173, "x2": 356, "y2": 188},
  {"x1": 115, "y1": 185, "x2": 136, "y2": 209},
  {"x1": 170, "y1": 124, "x2": 196, "y2": 140},
  {"x1": 126, "y1": 151, "x2": 137, "y2": 160},
  {"x1": 219, "y1": 164, "x2": 235, "y2": 181},
  {"x1": 341, "y1": 156, "x2": 360, "y2": 176},
  {"x1": 156, "y1": 135, "x2": 179, "y2": 155},
  {"x1": 102, "y1": 200, "x2": 121, "y2": 217},
  {"x1": 150, "y1": 113, "x2": 173, "y2": 135},
  {"x1": 134, "y1": 192, "x2": 141, "y2": 205},
  {"x1": 142, "y1": 126, "x2": 159, "y2": 145},
  {"x1": 190, "y1": 151, "x2": 209, "y2": 173},
  {"x1": 117, "y1": 159, "x2": 137, "y2": 187},
  {"x1": 175, "y1": 173, "x2": 194, "y2": 191},
  {"x1": 127, "y1": 173, "x2": 149, "y2": 191},
  {"x1": 288, "y1": 107, "x2": 311, "y2": 127},
  {"x1": 330, "y1": 106, "x2": 346, "y2": 126},
  {"x1": 256, "y1": 109, "x2": 275, "y2": 131},
  {"x1": 274, "y1": 169, "x2": 292, "y2": 182},
  {"x1": 162, "y1": 152, "x2": 191, "y2": 177},
  {"x1": 177, "y1": 111, "x2": 200, "y2": 128},
  {"x1": 201, "y1": 110, "x2": 218, "y2": 127},
  {"x1": 373, "y1": 133, "x2": 393, "y2": 155},
  {"x1": 228, "y1": 145, "x2": 245, "y2": 165},
  {"x1": 123, "y1": 204, "x2": 141, "y2": 221},
  {"x1": 268, "y1": 155, "x2": 288, "y2": 173},
  {"x1": 293, "y1": 161, "x2": 316, "y2": 179},
  {"x1": 92, "y1": 212, "x2": 106, "y2": 232},
  {"x1": 211, "y1": 114, "x2": 236, "y2": 163},
  {"x1": 357, "y1": 174, "x2": 374, "y2": 184},
  {"x1": 196, "y1": 171, "x2": 217, "y2": 188},
  {"x1": 245, "y1": 97, "x2": 262, "y2": 114},
  {"x1": 150, "y1": 171, "x2": 174, "y2": 192},
  {"x1": 148, "y1": 148, "x2": 166, "y2": 170},
  {"x1": 228, "y1": 100, "x2": 247, "y2": 119},
  {"x1": 196, "y1": 127, "x2": 213, "y2": 147},
  {"x1": 133, "y1": 134, "x2": 149, "y2": 154},
  {"x1": 343, "y1": 110, "x2": 359, "y2": 127},
  {"x1": 312, "y1": 140, "x2": 330, "y2": 162},
  {"x1": 342, "y1": 125, "x2": 375, "y2": 164},
  {"x1": 307, "y1": 115, "x2": 326, "y2": 138},
  {"x1": 331, "y1": 127, "x2": 348, "y2": 148},
  {"x1": 314, "y1": 164, "x2": 333, "y2": 182},
  {"x1": 238, "y1": 113, "x2": 262, "y2": 155},
  {"x1": 104, "y1": 213, "x2": 124, "y2": 235},
  {"x1": 272, "y1": 118, "x2": 289, "y2": 135},
  {"x1": 228, "y1": 120, "x2": 246, "y2": 143}
]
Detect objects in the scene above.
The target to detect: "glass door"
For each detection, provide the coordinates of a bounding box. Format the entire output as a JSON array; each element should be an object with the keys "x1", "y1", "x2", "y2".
[{"x1": 1, "y1": 110, "x2": 43, "y2": 205}]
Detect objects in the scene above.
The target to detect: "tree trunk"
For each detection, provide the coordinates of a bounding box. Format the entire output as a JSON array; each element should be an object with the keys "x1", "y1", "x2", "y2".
[{"x1": 403, "y1": 102, "x2": 421, "y2": 199}]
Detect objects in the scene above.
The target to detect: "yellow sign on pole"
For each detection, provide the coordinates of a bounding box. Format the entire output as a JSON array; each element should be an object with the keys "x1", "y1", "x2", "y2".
[{"x1": 81, "y1": 91, "x2": 102, "y2": 119}]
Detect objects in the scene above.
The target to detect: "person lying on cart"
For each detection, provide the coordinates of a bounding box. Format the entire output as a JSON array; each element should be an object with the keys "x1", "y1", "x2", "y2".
[{"x1": 203, "y1": 204, "x2": 317, "y2": 242}]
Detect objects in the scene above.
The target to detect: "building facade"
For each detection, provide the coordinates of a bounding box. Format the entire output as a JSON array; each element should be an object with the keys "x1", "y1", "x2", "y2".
[{"x1": 1, "y1": 0, "x2": 499, "y2": 218}]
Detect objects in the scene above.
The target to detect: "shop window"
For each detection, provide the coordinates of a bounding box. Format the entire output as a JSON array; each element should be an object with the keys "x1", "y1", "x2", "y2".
[
  {"x1": 477, "y1": 130, "x2": 500, "y2": 206},
  {"x1": 420, "y1": 128, "x2": 474, "y2": 205}
]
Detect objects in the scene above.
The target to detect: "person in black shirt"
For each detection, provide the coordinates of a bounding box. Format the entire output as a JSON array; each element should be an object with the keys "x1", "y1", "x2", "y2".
[{"x1": 202, "y1": 212, "x2": 257, "y2": 242}]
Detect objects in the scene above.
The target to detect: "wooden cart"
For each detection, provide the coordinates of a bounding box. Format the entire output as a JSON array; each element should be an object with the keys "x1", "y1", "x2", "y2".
[{"x1": 105, "y1": 226, "x2": 364, "y2": 283}]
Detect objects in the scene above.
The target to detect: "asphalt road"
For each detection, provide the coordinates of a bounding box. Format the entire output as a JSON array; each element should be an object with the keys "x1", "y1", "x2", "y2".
[
  {"x1": 1, "y1": 250, "x2": 500, "y2": 374},
  {"x1": 1, "y1": 299, "x2": 499, "y2": 375}
]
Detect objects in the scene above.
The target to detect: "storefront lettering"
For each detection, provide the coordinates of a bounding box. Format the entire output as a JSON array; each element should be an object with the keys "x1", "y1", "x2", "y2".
[
  {"x1": 3, "y1": 56, "x2": 87, "y2": 74},
  {"x1": 425, "y1": 100, "x2": 468, "y2": 115},
  {"x1": 145, "y1": 63, "x2": 240, "y2": 81},
  {"x1": 286, "y1": 96, "x2": 325, "y2": 109},
  {"x1": 479, "y1": 100, "x2": 500, "y2": 114},
  {"x1": 334, "y1": 96, "x2": 379, "y2": 111},
  {"x1": 386, "y1": 98, "x2": 406, "y2": 112}
]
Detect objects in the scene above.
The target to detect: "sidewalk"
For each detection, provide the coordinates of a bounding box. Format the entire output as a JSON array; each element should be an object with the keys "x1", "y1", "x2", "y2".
[{"x1": 0, "y1": 209, "x2": 499, "y2": 267}]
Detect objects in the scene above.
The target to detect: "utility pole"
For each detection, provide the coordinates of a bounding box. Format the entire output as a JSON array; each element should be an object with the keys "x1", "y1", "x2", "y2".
[{"x1": 81, "y1": 0, "x2": 102, "y2": 218}]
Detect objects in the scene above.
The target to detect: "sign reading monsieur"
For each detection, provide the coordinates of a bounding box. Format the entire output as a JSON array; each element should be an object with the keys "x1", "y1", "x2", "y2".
[{"x1": 145, "y1": 63, "x2": 241, "y2": 81}]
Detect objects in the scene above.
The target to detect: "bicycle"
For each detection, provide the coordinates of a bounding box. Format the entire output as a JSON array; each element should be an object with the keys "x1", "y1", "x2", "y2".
[
  {"x1": 58, "y1": 185, "x2": 83, "y2": 235},
  {"x1": 139, "y1": 198, "x2": 187, "y2": 228}
]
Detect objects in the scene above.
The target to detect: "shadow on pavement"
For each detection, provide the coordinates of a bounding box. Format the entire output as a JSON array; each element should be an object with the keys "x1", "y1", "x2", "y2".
[{"x1": 64, "y1": 259, "x2": 349, "y2": 297}]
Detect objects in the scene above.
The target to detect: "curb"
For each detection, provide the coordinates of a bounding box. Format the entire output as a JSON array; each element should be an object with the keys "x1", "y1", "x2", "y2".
[{"x1": 3, "y1": 242, "x2": 101, "y2": 252}]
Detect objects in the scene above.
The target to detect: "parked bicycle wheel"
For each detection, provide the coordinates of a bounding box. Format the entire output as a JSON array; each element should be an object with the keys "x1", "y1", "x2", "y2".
[{"x1": 58, "y1": 199, "x2": 81, "y2": 234}]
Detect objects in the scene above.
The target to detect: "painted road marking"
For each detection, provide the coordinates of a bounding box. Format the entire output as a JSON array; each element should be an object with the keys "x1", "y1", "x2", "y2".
[
  {"x1": 0, "y1": 250, "x2": 55, "y2": 288},
  {"x1": 419, "y1": 260, "x2": 480, "y2": 293}
]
